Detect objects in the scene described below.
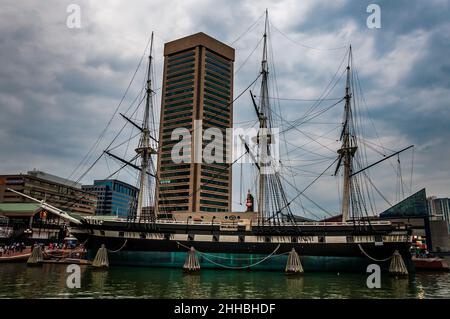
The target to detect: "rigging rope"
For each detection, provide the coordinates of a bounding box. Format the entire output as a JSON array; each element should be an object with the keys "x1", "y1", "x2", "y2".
[
  {"x1": 278, "y1": 157, "x2": 338, "y2": 214},
  {"x1": 67, "y1": 37, "x2": 152, "y2": 183},
  {"x1": 230, "y1": 11, "x2": 266, "y2": 45},
  {"x1": 270, "y1": 22, "x2": 348, "y2": 51},
  {"x1": 410, "y1": 147, "x2": 415, "y2": 193},
  {"x1": 255, "y1": 95, "x2": 342, "y2": 102},
  {"x1": 74, "y1": 91, "x2": 146, "y2": 186},
  {"x1": 235, "y1": 35, "x2": 264, "y2": 75},
  {"x1": 279, "y1": 97, "x2": 345, "y2": 135}
]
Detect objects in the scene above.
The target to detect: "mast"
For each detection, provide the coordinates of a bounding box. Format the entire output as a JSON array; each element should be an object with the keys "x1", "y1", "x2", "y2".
[
  {"x1": 246, "y1": 10, "x2": 294, "y2": 224},
  {"x1": 337, "y1": 46, "x2": 357, "y2": 222},
  {"x1": 135, "y1": 32, "x2": 156, "y2": 221},
  {"x1": 257, "y1": 9, "x2": 270, "y2": 220}
]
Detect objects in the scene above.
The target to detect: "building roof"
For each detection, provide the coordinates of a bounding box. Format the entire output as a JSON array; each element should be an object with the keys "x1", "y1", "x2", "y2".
[
  {"x1": 0, "y1": 203, "x2": 41, "y2": 217},
  {"x1": 93, "y1": 179, "x2": 139, "y2": 190},
  {"x1": 380, "y1": 188, "x2": 428, "y2": 218},
  {"x1": 27, "y1": 170, "x2": 81, "y2": 189},
  {"x1": 164, "y1": 32, "x2": 235, "y2": 61}
]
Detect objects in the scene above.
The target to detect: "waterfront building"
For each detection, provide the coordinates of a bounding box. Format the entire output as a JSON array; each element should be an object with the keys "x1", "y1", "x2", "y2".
[
  {"x1": 155, "y1": 32, "x2": 235, "y2": 214},
  {"x1": 0, "y1": 203, "x2": 66, "y2": 242},
  {"x1": 0, "y1": 171, "x2": 96, "y2": 216},
  {"x1": 380, "y1": 189, "x2": 450, "y2": 253},
  {"x1": 427, "y1": 196, "x2": 450, "y2": 222},
  {"x1": 82, "y1": 180, "x2": 138, "y2": 218}
]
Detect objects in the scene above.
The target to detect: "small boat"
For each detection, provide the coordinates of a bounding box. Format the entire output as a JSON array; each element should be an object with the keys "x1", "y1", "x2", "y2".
[
  {"x1": 412, "y1": 256, "x2": 450, "y2": 271},
  {"x1": 0, "y1": 250, "x2": 32, "y2": 263},
  {"x1": 44, "y1": 248, "x2": 86, "y2": 258}
]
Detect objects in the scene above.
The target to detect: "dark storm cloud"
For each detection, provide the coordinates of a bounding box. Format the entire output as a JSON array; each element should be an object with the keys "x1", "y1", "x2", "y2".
[{"x1": 0, "y1": 0, "x2": 449, "y2": 218}]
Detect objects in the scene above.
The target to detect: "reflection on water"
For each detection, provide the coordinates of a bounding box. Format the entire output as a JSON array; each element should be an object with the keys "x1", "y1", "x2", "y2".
[
  {"x1": 0, "y1": 263, "x2": 449, "y2": 298},
  {"x1": 285, "y1": 275, "x2": 305, "y2": 297},
  {"x1": 90, "y1": 270, "x2": 108, "y2": 292},
  {"x1": 389, "y1": 277, "x2": 410, "y2": 298}
]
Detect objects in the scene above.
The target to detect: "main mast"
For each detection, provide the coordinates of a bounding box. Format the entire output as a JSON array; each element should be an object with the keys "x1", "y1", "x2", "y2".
[
  {"x1": 257, "y1": 10, "x2": 270, "y2": 220},
  {"x1": 337, "y1": 46, "x2": 357, "y2": 222},
  {"x1": 135, "y1": 32, "x2": 156, "y2": 221}
]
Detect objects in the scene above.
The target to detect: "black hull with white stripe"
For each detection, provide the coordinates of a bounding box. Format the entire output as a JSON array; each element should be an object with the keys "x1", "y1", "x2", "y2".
[{"x1": 69, "y1": 218, "x2": 413, "y2": 271}]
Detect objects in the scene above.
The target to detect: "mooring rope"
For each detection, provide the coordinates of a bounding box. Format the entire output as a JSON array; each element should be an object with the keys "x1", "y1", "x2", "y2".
[
  {"x1": 176, "y1": 241, "x2": 282, "y2": 269},
  {"x1": 198, "y1": 252, "x2": 278, "y2": 269},
  {"x1": 197, "y1": 249, "x2": 290, "y2": 261},
  {"x1": 176, "y1": 241, "x2": 290, "y2": 260},
  {"x1": 358, "y1": 244, "x2": 392, "y2": 262},
  {"x1": 107, "y1": 239, "x2": 128, "y2": 253}
]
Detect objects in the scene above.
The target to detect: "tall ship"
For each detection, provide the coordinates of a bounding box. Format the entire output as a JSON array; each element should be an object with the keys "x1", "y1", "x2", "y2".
[{"x1": 10, "y1": 12, "x2": 415, "y2": 272}]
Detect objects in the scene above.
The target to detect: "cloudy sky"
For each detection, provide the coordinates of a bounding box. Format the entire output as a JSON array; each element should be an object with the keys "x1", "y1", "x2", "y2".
[{"x1": 1, "y1": 0, "x2": 449, "y2": 219}]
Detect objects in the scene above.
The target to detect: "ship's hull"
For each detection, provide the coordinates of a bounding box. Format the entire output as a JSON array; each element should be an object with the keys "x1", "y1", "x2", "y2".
[
  {"x1": 71, "y1": 220, "x2": 413, "y2": 272},
  {"x1": 98, "y1": 251, "x2": 397, "y2": 272}
]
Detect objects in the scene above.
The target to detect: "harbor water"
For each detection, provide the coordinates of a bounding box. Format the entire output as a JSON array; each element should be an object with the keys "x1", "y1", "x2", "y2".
[{"x1": 0, "y1": 263, "x2": 449, "y2": 298}]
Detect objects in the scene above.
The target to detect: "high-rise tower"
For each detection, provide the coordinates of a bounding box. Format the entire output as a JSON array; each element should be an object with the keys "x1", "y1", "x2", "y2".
[{"x1": 156, "y1": 32, "x2": 234, "y2": 214}]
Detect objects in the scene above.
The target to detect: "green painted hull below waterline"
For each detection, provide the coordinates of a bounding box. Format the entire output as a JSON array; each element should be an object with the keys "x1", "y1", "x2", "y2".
[{"x1": 88, "y1": 251, "x2": 413, "y2": 272}]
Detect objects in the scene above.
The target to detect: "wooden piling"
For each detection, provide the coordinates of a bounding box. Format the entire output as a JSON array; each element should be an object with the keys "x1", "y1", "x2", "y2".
[
  {"x1": 27, "y1": 244, "x2": 43, "y2": 266},
  {"x1": 389, "y1": 250, "x2": 408, "y2": 277},
  {"x1": 285, "y1": 248, "x2": 304, "y2": 275},
  {"x1": 183, "y1": 247, "x2": 200, "y2": 273},
  {"x1": 92, "y1": 244, "x2": 109, "y2": 268}
]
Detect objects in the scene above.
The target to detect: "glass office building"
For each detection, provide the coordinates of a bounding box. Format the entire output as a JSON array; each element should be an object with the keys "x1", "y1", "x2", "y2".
[{"x1": 82, "y1": 179, "x2": 138, "y2": 218}]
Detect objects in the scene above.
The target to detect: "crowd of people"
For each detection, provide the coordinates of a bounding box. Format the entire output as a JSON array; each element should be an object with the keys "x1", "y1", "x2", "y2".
[
  {"x1": 0, "y1": 242, "x2": 26, "y2": 256},
  {"x1": 48, "y1": 242, "x2": 65, "y2": 250},
  {"x1": 1, "y1": 240, "x2": 84, "y2": 257}
]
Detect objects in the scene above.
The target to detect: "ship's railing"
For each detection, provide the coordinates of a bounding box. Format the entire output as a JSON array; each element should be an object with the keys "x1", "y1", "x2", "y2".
[
  {"x1": 83, "y1": 215, "x2": 391, "y2": 227},
  {"x1": 156, "y1": 219, "x2": 223, "y2": 226},
  {"x1": 251, "y1": 220, "x2": 392, "y2": 227},
  {"x1": 84, "y1": 216, "x2": 223, "y2": 226}
]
